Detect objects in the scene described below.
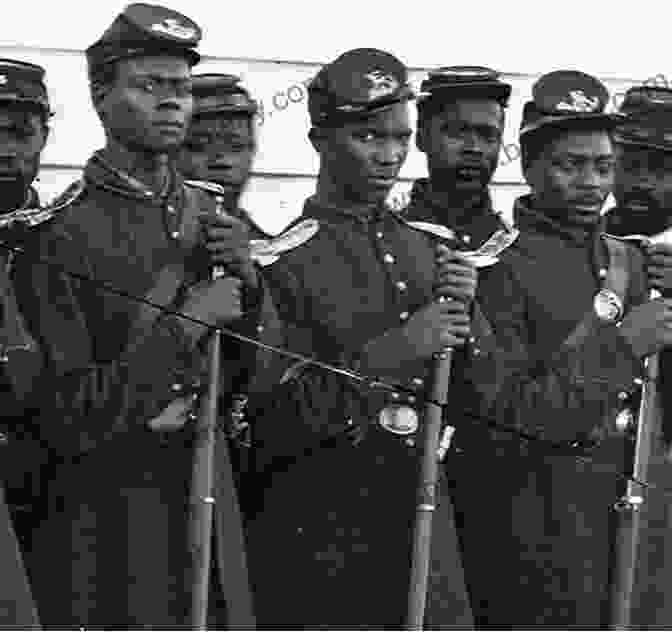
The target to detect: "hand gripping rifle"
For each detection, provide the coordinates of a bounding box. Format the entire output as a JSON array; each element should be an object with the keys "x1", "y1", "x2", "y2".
[
  {"x1": 608, "y1": 228, "x2": 672, "y2": 630},
  {"x1": 188, "y1": 195, "x2": 255, "y2": 630}
]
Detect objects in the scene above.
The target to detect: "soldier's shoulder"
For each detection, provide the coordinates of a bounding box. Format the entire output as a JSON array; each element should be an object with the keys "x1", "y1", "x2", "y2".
[
  {"x1": 251, "y1": 216, "x2": 321, "y2": 267},
  {"x1": 0, "y1": 180, "x2": 87, "y2": 233}
]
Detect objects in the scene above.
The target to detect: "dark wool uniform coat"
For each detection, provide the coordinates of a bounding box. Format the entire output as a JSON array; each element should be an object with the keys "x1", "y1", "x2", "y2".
[
  {"x1": 469, "y1": 196, "x2": 649, "y2": 629},
  {"x1": 245, "y1": 194, "x2": 648, "y2": 630},
  {"x1": 0, "y1": 187, "x2": 45, "y2": 629},
  {"x1": 14, "y1": 158, "x2": 278, "y2": 629}
]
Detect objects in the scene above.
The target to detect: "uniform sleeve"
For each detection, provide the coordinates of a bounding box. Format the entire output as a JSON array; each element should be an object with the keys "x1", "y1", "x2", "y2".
[
  {"x1": 472, "y1": 259, "x2": 645, "y2": 444},
  {"x1": 14, "y1": 226, "x2": 206, "y2": 459}
]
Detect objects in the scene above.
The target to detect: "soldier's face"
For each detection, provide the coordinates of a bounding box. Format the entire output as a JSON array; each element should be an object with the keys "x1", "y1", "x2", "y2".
[
  {"x1": 419, "y1": 99, "x2": 503, "y2": 193},
  {"x1": 525, "y1": 130, "x2": 615, "y2": 227},
  {"x1": 101, "y1": 55, "x2": 193, "y2": 154},
  {"x1": 180, "y1": 113, "x2": 255, "y2": 192},
  {"x1": 0, "y1": 105, "x2": 47, "y2": 193},
  {"x1": 613, "y1": 144, "x2": 672, "y2": 234},
  {"x1": 318, "y1": 103, "x2": 412, "y2": 204}
]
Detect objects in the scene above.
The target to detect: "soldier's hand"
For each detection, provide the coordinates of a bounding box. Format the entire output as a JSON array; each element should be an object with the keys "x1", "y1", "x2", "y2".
[
  {"x1": 645, "y1": 242, "x2": 672, "y2": 295},
  {"x1": 179, "y1": 276, "x2": 243, "y2": 343},
  {"x1": 358, "y1": 299, "x2": 470, "y2": 376},
  {"x1": 199, "y1": 213, "x2": 258, "y2": 289},
  {"x1": 618, "y1": 298, "x2": 672, "y2": 358},
  {"x1": 402, "y1": 297, "x2": 471, "y2": 354},
  {"x1": 434, "y1": 245, "x2": 478, "y2": 303}
]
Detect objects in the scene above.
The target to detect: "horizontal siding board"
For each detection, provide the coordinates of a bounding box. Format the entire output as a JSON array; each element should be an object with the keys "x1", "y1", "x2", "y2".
[{"x1": 0, "y1": 1, "x2": 668, "y2": 79}]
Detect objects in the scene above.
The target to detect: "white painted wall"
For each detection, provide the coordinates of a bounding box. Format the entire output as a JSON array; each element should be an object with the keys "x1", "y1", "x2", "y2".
[{"x1": 2, "y1": 1, "x2": 670, "y2": 231}]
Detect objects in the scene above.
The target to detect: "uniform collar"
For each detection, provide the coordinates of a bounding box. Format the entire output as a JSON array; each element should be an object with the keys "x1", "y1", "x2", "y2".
[
  {"x1": 407, "y1": 178, "x2": 496, "y2": 228},
  {"x1": 513, "y1": 194, "x2": 605, "y2": 246},
  {"x1": 303, "y1": 194, "x2": 392, "y2": 224},
  {"x1": 84, "y1": 150, "x2": 185, "y2": 202}
]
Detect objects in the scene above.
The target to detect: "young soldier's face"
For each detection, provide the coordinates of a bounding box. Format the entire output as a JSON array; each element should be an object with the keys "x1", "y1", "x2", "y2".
[
  {"x1": 525, "y1": 130, "x2": 615, "y2": 227},
  {"x1": 418, "y1": 99, "x2": 504, "y2": 193},
  {"x1": 319, "y1": 102, "x2": 412, "y2": 205},
  {"x1": 180, "y1": 113, "x2": 255, "y2": 192},
  {"x1": 0, "y1": 105, "x2": 47, "y2": 193},
  {"x1": 613, "y1": 144, "x2": 672, "y2": 234},
  {"x1": 101, "y1": 55, "x2": 193, "y2": 154}
]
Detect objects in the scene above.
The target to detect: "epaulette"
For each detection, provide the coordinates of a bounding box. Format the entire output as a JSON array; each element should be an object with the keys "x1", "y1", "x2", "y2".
[
  {"x1": 0, "y1": 179, "x2": 85, "y2": 231},
  {"x1": 250, "y1": 218, "x2": 320, "y2": 266},
  {"x1": 184, "y1": 179, "x2": 227, "y2": 196},
  {"x1": 404, "y1": 217, "x2": 519, "y2": 269}
]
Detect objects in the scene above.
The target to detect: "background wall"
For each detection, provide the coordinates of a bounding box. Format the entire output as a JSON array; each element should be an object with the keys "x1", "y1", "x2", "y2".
[{"x1": 1, "y1": 2, "x2": 669, "y2": 233}]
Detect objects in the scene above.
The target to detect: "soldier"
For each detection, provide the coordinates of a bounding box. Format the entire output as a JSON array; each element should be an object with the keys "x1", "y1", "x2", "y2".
[
  {"x1": 406, "y1": 66, "x2": 513, "y2": 248},
  {"x1": 0, "y1": 57, "x2": 54, "y2": 629},
  {"x1": 475, "y1": 70, "x2": 672, "y2": 627},
  {"x1": 179, "y1": 73, "x2": 270, "y2": 238},
  {"x1": 15, "y1": 4, "x2": 275, "y2": 628},
  {"x1": 245, "y1": 47, "x2": 480, "y2": 629}
]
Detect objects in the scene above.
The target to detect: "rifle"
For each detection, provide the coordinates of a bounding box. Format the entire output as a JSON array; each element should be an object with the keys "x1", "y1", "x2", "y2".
[
  {"x1": 406, "y1": 336, "x2": 453, "y2": 630},
  {"x1": 607, "y1": 228, "x2": 672, "y2": 629},
  {"x1": 609, "y1": 353, "x2": 659, "y2": 629}
]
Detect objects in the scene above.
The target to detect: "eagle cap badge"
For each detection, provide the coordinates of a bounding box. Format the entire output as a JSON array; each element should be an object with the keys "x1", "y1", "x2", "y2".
[
  {"x1": 556, "y1": 90, "x2": 600, "y2": 113},
  {"x1": 151, "y1": 18, "x2": 197, "y2": 40}
]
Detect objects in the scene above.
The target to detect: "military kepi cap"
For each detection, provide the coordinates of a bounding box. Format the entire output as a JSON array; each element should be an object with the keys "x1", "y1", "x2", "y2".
[
  {"x1": 419, "y1": 66, "x2": 512, "y2": 106},
  {"x1": 308, "y1": 48, "x2": 414, "y2": 126},
  {"x1": 192, "y1": 74, "x2": 258, "y2": 116},
  {"x1": 613, "y1": 86, "x2": 672, "y2": 152},
  {"x1": 0, "y1": 59, "x2": 50, "y2": 114},
  {"x1": 520, "y1": 70, "x2": 619, "y2": 137},
  {"x1": 86, "y1": 3, "x2": 201, "y2": 76}
]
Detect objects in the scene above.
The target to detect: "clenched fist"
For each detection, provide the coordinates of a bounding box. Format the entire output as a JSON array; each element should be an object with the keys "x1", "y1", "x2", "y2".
[
  {"x1": 179, "y1": 275, "x2": 243, "y2": 343},
  {"x1": 199, "y1": 213, "x2": 258, "y2": 289},
  {"x1": 645, "y1": 242, "x2": 672, "y2": 295},
  {"x1": 618, "y1": 298, "x2": 672, "y2": 358},
  {"x1": 435, "y1": 244, "x2": 478, "y2": 303},
  {"x1": 359, "y1": 298, "x2": 470, "y2": 376}
]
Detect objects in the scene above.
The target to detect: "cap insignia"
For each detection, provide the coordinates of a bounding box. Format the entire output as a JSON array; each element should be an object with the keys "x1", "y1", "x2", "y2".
[
  {"x1": 150, "y1": 18, "x2": 196, "y2": 40},
  {"x1": 0, "y1": 76, "x2": 6, "y2": 85},
  {"x1": 556, "y1": 90, "x2": 600, "y2": 113},
  {"x1": 364, "y1": 70, "x2": 399, "y2": 101}
]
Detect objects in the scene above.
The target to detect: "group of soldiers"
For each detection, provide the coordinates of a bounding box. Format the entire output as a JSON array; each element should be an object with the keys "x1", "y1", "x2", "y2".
[{"x1": 2, "y1": 1, "x2": 672, "y2": 629}]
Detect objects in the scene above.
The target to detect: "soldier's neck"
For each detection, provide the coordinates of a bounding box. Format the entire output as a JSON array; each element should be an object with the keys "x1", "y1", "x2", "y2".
[
  {"x1": 427, "y1": 181, "x2": 487, "y2": 214},
  {"x1": 314, "y1": 175, "x2": 379, "y2": 214},
  {"x1": 0, "y1": 182, "x2": 30, "y2": 215},
  {"x1": 99, "y1": 141, "x2": 171, "y2": 195}
]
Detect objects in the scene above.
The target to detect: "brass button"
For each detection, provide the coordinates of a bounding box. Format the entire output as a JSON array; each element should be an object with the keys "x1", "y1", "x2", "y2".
[
  {"x1": 376, "y1": 232, "x2": 384, "y2": 239},
  {"x1": 396, "y1": 281, "x2": 407, "y2": 291},
  {"x1": 170, "y1": 230, "x2": 180, "y2": 239},
  {"x1": 383, "y1": 253, "x2": 395, "y2": 264},
  {"x1": 256, "y1": 324, "x2": 265, "y2": 334},
  {"x1": 411, "y1": 377, "x2": 424, "y2": 388},
  {"x1": 618, "y1": 391, "x2": 629, "y2": 401},
  {"x1": 171, "y1": 383, "x2": 183, "y2": 392},
  {"x1": 462, "y1": 234, "x2": 471, "y2": 244},
  {"x1": 400, "y1": 311, "x2": 409, "y2": 321},
  {"x1": 166, "y1": 205, "x2": 176, "y2": 215},
  {"x1": 599, "y1": 268, "x2": 607, "y2": 279}
]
